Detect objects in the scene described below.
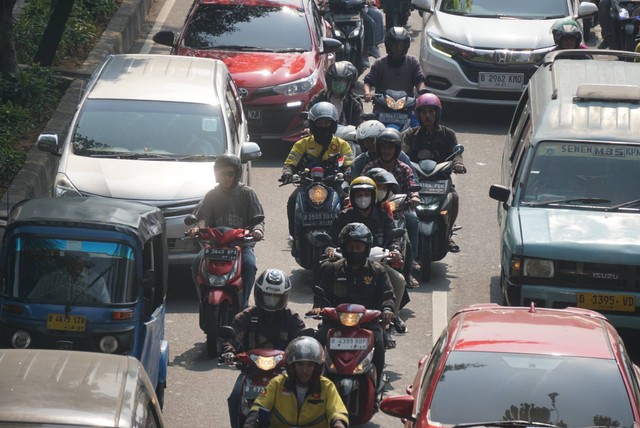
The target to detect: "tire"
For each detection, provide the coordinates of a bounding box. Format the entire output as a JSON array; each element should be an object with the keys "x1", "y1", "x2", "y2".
[
  {"x1": 418, "y1": 235, "x2": 432, "y2": 282},
  {"x1": 205, "y1": 301, "x2": 231, "y2": 358},
  {"x1": 155, "y1": 381, "x2": 166, "y2": 409}
]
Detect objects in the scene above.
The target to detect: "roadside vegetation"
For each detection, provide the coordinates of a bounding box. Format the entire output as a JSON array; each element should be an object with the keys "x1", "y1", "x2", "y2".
[{"x1": 0, "y1": 0, "x2": 119, "y2": 196}]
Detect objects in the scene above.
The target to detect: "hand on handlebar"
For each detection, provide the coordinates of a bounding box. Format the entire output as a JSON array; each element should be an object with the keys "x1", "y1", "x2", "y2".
[
  {"x1": 280, "y1": 172, "x2": 292, "y2": 184},
  {"x1": 252, "y1": 229, "x2": 264, "y2": 241},
  {"x1": 389, "y1": 249, "x2": 402, "y2": 261},
  {"x1": 220, "y1": 352, "x2": 236, "y2": 365},
  {"x1": 324, "y1": 247, "x2": 336, "y2": 259},
  {"x1": 306, "y1": 307, "x2": 322, "y2": 317},
  {"x1": 364, "y1": 93, "x2": 373, "y2": 103},
  {"x1": 409, "y1": 195, "x2": 421, "y2": 209},
  {"x1": 381, "y1": 310, "x2": 395, "y2": 324},
  {"x1": 186, "y1": 227, "x2": 199, "y2": 237},
  {"x1": 453, "y1": 163, "x2": 467, "y2": 174}
]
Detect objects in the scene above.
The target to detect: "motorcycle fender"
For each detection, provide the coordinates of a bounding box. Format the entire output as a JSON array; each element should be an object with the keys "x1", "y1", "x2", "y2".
[
  {"x1": 418, "y1": 220, "x2": 436, "y2": 237},
  {"x1": 306, "y1": 229, "x2": 330, "y2": 247},
  {"x1": 338, "y1": 377, "x2": 358, "y2": 397},
  {"x1": 207, "y1": 289, "x2": 234, "y2": 306}
]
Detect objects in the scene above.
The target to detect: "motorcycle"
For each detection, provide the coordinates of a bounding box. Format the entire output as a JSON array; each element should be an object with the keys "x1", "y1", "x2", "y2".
[
  {"x1": 184, "y1": 214, "x2": 265, "y2": 358},
  {"x1": 368, "y1": 89, "x2": 418, "y2": 132},
  {"x1": 382, "y1": 0, "x2": 412, "y2": 30},
  {"x1": 609, "y1": 0, "x2": 640, "y2": 51},
  {"x1": 411, "y1": 145, "x2": 464, "y2": 282},
  {"x1": 322, "y1": 0, "x2": 369, "y2": 75}
]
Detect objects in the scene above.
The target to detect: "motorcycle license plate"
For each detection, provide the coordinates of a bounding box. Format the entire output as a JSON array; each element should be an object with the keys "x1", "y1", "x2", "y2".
[
  {"x1": 329, "y1": 337, "x2": 368, "y2": 350},
  {"x1": 47, "y1": 313, "x2": 86, "y2": 332},
  {"x1": 378, "y1": 112, "x2": 408, "y2": 124},
  {"x1": 204, "y1": 247, "x2": 237, "y2": 261},
  {"x1": 419, "y1": 181, "x2": 447, "y2": 195},
  {"x1": 302, "y1": 212, "x2": 336, "y2": 226},
  {"x1": 244, "y1": 385, "x2": 265, "y2": 400}
]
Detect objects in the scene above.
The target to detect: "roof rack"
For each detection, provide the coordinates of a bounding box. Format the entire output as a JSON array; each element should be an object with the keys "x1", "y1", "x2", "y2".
[{"x1": 573, "y1": 83, "x2": 640, "y2": 103}]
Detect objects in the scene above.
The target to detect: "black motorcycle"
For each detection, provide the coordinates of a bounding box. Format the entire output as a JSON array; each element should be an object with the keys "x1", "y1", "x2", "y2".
[
  {"x1": 609, "y1": 0, "x2": 640, "y2": 51},
  {"x1": 323, "y1": 0, "x2": 369, "y2": 75},
  {"x1": 367, "y1": 89, "x2": 418, "y2": 132}
]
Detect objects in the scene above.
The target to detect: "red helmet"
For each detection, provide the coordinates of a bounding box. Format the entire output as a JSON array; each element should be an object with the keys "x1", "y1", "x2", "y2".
[{"x1": 416, "y1": 93, "x2": 442, "y2": 126}]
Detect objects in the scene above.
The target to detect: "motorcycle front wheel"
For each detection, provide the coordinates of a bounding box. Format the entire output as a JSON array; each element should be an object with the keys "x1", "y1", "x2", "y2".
[
  {"x1": 205, "y1": 301, "x2": 231, "y2": 358},
  {"x1": 418, "y1": 235, "x2": 432, "y2": 282}
]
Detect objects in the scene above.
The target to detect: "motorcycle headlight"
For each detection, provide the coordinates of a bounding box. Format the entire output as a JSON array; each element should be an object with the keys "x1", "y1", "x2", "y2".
[
  {"x1": 54, "y1": 173, "x2": 82, "y2": 197},
  {"x1": 338, "y1": 311, "x2": 363, "y2": 327},
  {"x1": 523, "y1": 259, "x2": 554, "y2": 278},
  {"x1": 353, "y1": 349, "x2": 375, "y2": 374},
  {"x1": 308, "y1": 184, "x2": 328, "y2": 206},
  {"x1": 11, "y1": 330, "x2": 31, "y2": 349},
  {"x1": 385, "y1": 94, "x2": 406, "y2": 110},
  {"x1": 273, "y1": 69, "x2": 318, "y2": 95},
  {"x1": 349, "y1": 27, "x2": 361, "y2": 39},
  {"x1": 99, "y1": 335, "x2": 119, "y2": 353},
  {"x1": 619, "y1": 8, "x2": 630, "y2": 19}
]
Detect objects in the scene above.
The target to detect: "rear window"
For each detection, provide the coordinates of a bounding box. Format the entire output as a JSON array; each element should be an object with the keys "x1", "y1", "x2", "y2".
[{"x1": 440, "y1": 0, "x2": 569, "y2": 18}]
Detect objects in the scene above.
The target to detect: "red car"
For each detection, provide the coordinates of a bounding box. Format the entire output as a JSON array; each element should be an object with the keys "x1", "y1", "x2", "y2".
[
  {"x1": 381, "y1": 303, "x2": 640, "y2": 428},
  {"x1": 153, "y1": 0, "x2": 342, "y2": 143}
]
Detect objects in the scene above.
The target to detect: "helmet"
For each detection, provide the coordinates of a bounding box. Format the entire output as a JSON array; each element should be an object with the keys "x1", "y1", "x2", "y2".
[
  {"x1": 365, "y1": 167, "x2": 400, "y2": 201},
  {"x1": 384, "y1": 27, "x2": 411, "y2": 60},
  {"x1": 349, "y1": 176, "x2": 377, "y2": 210},
  {"x1": 338, "y1": 222, "x2": 373, "y2": 266},
  {"x1": 416, "y1": 93, "x2": 442, "y2": 126},
  {"x1": 308, "y1": 102, "x2": 339, "y2": 145},
  {"x1": 326, "y1": 61, "x2": 358, "y2": 97},
  {"x1": 285, "y1": 336, "x2": 325, "y2": 380},
  {"x1": 551, "y1": 19, "x2": 582, "y2": 48},
  {"x1": 356, "y1": 120, "x2": 386, "y2": 151},
  {"x1": 375, "y1": 128, "x2": 403, "y2": 160},
  {"x1": 214, "y1": 153, "x2": 242, "y2": 183},
  {"x1": 254, "y1": 268, "x2": 291, "y2": 312}
]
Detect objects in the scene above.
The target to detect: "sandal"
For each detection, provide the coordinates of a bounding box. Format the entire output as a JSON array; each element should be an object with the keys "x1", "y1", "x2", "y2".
[
  {"x1": 448, "y1": 239, "x2": 461, "y2": 253},
  {"x1": 406, "y1": 275, "x2": 420, "y2": 288}
]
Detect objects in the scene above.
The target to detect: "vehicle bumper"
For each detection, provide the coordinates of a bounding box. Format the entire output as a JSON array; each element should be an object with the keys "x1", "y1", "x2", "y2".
[{"x1": 243, "y1": 94, "x2": 311, "y2": 143}]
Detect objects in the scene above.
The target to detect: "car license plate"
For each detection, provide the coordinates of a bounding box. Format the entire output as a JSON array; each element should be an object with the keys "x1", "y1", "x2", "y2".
[
  {"x1": 418, "y1": 181, "x2": 447, "y2": 195},
  {"x1": 246, "y1": 109, "x2": 262, "y2": 123},
  {"x1": 478, "y1": 72, "x2": 524, "y2": 90},
  {"x1": 244, "y1": 385, "x2": 265, "y2": 400},
  {"x1": 378, "y1": 112, "x2": 408, "y2": 124},
  {"x1": 576, "y1": 293, "x2": 635, "y2": 312},
  {"x1": 302, "y1": 212, "x2": 336, "y2": 226},
  {"x1": 47, "y1": 314, "x2": 86, "y2": 332},
  {"x1": 329, "y1": 337, "x2": 368, "y2": 350},
  {"x1": 204, "y1": 247, "x2": 237, "y2": 261}
]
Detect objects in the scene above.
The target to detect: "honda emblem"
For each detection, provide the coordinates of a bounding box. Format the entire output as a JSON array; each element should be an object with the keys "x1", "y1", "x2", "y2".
[{"x1": 494, "y1": 50, "x2": 510, "y2": 64}]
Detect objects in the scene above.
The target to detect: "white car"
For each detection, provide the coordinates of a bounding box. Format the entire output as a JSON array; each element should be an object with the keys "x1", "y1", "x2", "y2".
[{"x1": 410, "y1": 0, "x2": 598, "y2": 105}]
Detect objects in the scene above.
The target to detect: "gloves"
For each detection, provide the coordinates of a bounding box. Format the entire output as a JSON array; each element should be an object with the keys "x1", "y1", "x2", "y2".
[
  {"x1": 453, "y1": 163, "x2": 467, "y2": 174},
  {"x1": 220, "y1": 352, "x2": 235, "y2": 364},
  {"x1": 280, "y1": 172, "x2": 292, "y2": 183}
]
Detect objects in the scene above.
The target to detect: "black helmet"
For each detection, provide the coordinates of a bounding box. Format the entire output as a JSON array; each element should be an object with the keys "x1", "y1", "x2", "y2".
[
  {"x1": 254, "y1": 268, "x2": 291, "y2": 312},
  {"x1": 384, "y1": 27, "x2": 410, "y2": 60},
  {"x1": 365, "y1": 167, "x2": 400, "y2": 201},
  {"x1": 551, "y1": 19, "x2": 582, "y2": 48},
  {"x1": 285, "y1": 336, "x2": 325, "y2": 380},
  {"x1": 338, "y1": 222, "x2": 373, "y2": 266},
  {"x1": 326, "y1": 61, "x2": 358, "y2": 97},
  {"x1": 375, "y1": 128, "x2": 402, "y2": 160},
  {"x1": 214, "y1": 153, "x2": 242, "y2": 184},
  {"x1": 308, "y1": 101, "x2": 339, "y2": 145}
]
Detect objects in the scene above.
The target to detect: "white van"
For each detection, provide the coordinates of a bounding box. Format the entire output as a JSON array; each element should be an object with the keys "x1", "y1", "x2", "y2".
[{"x1": 37, "y1": 54, "x2": 261, "y2": 264}]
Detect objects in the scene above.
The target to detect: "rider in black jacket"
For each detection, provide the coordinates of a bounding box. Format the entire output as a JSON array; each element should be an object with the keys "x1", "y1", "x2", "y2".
[{"x1": 308, "y1": 61, "x2": 364, "y2": 127}]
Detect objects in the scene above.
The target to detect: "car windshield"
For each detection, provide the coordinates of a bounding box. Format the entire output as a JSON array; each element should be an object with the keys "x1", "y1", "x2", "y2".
[
  {"x1": 429, "y1": 351, "x2": 635, "y2": 428},
  {"x1": 2, "y1": 237, "x2": 136, "y2": 305},
  {"x1": 521, "y1": 141, "x2": 640, "y2": 209},
  {"x1": 183, "y1": 4, "x2": 312, "y2": 51},
  {"x1": 440, "y1": 0, "x2": 569, "y2": 18},
  {"x1": 72, "y1": 99, "x2": 226, "y2": 159}
]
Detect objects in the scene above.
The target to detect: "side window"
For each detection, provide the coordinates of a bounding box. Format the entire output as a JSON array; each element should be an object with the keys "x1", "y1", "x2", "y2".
[
  {"x1": 416, "y1": 329, "x2": 449, "y2": 416},
  {"x1": 309, "y1": 0, "x2": 326, "y2": 42},
  {"x1": 510, "y1": 119, "x2": 532, "y2": 190},
  {"x1": 225, "y1": 79, "x2": 241, "y2": 144},
  {"x1": 508, "y1": 89, "x2": 529, "y2": 139}
]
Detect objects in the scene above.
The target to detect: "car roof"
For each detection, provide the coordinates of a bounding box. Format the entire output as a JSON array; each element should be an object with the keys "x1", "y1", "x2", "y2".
[
  {"x1": 0, "y1": 349, "x2": 151, "y2": 426},
  {"x1": 87, "y1": 54, "x2": 228, "y2": 105},
  {"x1": 529, "y1": 51, "x2": 640, "y2": 144},
  {"x1": 448, "y1": 304, "x2": 616, "y2": 359},
  {"x1": 197, "y1": 0, "x2": 304, "y2": 9}
]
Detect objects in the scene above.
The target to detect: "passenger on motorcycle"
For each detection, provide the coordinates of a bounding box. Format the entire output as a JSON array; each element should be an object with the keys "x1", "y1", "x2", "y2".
[
  {"x1": 325, "y1": 177, "x2": 409, "y2": 337},
  {"x1": 308, "y1": 61, "x2": 364, "y2": 127},
  {"x1": 362, "y1": 27, "x2": 426, "y2": 105},
  {"x1": 243, "y1": 336, "x2": 349, "y2": 428},
  {"x1": 281, "y1": 102, "x2": 354, "y2": 244},
  {"x1": 187, "y1": 153, "x2": 265, "y2": 308},
  {"x1": 401, "y1": 93, "x2": 466, "y2": 253},
  {"x1": 311, "y1": 222, "x2": 395, "y2": 388},
  {"x1": 222, "y1": 269, "x2": 305, "y2": 428},
  {"x1": 362, "y1": 128, "x2": 421, "y2": 287},
  {"x1": 351, "y1": 120, "x2": 418, "y2": 180}
]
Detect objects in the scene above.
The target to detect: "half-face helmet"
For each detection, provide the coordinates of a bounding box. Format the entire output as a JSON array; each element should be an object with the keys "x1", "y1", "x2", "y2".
[
  {"x1": 365, "y1": 167, "x2": 400, "y2": 201},
  {"x1": 349, "y1": 176, "x2": 377, "y2": 210},
  {"x1": 326, "y1": 61, "x2": 358, "y2": 97},
  {"x1": 254, "y1": 268, "x2": 291, "y2": 312},
  {"x1": 416, "y1": 93, "x2": 442, "y2": 126},
  {"x1": 384, "y1": 27, "x2": 411, "y2": 60},
  {"x1": 375, "y1": 128, "x2": 402, "y2": 160}
]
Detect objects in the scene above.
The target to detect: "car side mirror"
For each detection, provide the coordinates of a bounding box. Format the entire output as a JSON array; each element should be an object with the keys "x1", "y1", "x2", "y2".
[
  {"x1": 152, "y1": 30, "x2": 176, "y2": 47},
  {"x1": 240, "y1": 142, "x2": 262, "y2": 163},
  {"x1": 410, "y1": 0, "x2": 433, "y2": 13},
  {"x1": 380, "y1": 395, "x2": 416, "y2": 421},
  {"x1": 37, "y1": 133, "x2": 61, "y2": 155},
  {"x1": 577, "y1": 1, "x2": 598, "y2": 18},
  {"x1": 489, "y1": 184, "x2": 510, "y2": 203},
  {"x1": 321, "y1": 37, "x2": 343, "y2": 55}
]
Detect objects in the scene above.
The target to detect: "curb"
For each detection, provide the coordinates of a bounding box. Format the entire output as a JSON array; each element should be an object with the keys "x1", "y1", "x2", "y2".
[{"x1": 0, "y1": 0, "x2": 155, "y2": 238}]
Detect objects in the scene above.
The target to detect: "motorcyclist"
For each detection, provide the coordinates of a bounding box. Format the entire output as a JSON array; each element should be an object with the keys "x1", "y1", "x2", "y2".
[
  {"x1": 187, "y1": 153, "x2": 264, "y2": 308},
  {"x1": 401, "y1": 93, "x2": 466, "y2": 253},
  {"x1": 222, "y1": 269, "x2": 305, "y2": 428},
  {"x1": 281, "y1": 102, "x2": 354, "y2": 253},
  {"x1": 308, "y1": 61, "x2": 364, "y2": 127},
  {"x1": 325, "y1": 177, "x2": 409, "y2": 337},
  {"x1": 551, "y1": 19, "x2": 585, "y2": 50},
  {"x1": 311, "y1": 222, "x2": 395, "y2": 389},
  {"x1": 243, "y1": 336, "x2": 349, "y2": 428}
]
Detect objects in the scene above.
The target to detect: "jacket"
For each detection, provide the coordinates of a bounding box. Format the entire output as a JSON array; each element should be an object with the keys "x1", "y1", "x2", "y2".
[
  {"x1": 283, "y1": 135, "x2": 354, "y2": 175},
  {"x1": 328, "y1": 206, "x2": 400, "y2": 250},
  {"x1": 401, "y1": 124, "x2": 463, "y2": 166},
  {"x1": 308, "y1": 90, "x2": 364, "y2": 127},
  {"x1": 194, "y1": 183, "x2": 265, "y2": 234}
]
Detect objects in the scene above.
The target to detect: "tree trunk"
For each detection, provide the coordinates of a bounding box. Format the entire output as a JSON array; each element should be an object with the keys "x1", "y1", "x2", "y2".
[
  {"x1": 0, "y1": 0, "x2": 19, "y2": 75},
  {"x1": 33, "y1": 0, "x2": 75, "y2": 67}
]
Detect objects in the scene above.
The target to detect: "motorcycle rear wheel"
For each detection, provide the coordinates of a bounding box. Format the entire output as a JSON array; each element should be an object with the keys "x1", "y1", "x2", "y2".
[
  {"x1": 205, "y1": 301, "x2": 231, "y2": 358},
  {"x1": 418, "y1": 235, "x2": 433, "y2": 282}
]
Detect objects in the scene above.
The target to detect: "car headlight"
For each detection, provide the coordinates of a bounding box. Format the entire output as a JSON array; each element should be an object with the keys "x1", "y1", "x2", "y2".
[
  {"x1": 308, "y1": 184, "x2": 328, "y2": 206},
  {"x1": 54, "y1": 173, "x2": 82, "y2": 197},
  {"x1": 428, "y1": 33, "x2": 459, "y2": 57},
  {"x1": 510, "y1": 49, "x2": 552, "y2": 65},
  {"x1": 11, "y1": 330, "x2": 31, "y2": 348},
  {"x1": 523, "y1": 259, "x2": 554, "y2": 278},
  {"x1": 273, "y1": 69, "x2": 319, "y2": 96}
]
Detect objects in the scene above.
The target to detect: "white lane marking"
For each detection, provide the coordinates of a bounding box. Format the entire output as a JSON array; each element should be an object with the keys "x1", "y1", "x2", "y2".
[
  {"x1": 431, "y1": 290, "x2": 448, "y2": 348},
  {"x1": 140, "y1": 0, "x2": 177, "y2": 54}
]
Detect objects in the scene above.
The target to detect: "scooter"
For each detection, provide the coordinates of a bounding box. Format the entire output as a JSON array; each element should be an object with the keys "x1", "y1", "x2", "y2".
[
  {"x1": 411, "y1": 145, "x2": 464, "y2": 282},
  {"x1": 184, "y1": 214, "x2": 264, "y2": 358},
  {"x1": 369, "y1": 89, "x2": 418, "y2": 132},
  {"x1": 609, "y1": 0, "x2": 640, "y2": 51},
  {"x1": 323, "y1": 0, "x2": 369, "y2": 75}
]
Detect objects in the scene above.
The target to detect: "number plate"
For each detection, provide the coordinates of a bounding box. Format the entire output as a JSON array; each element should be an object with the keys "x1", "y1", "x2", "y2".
[
  {"x1": 244, "y1": 385, "x2": 265, "y2": 400},
  {"x1": 418, "y1": 181, "x2": 447, "y2": 195},
  {"x1": 246, "y1": 109, "x2": 262, "y2": 123},
  {"x1": 329, "y1": 337, "x2": 368, "y2": 350},
  {"x1": 302, "y1": 212, "x2": 336, "y2": 226},
  {"x1": 378, "y1": 112, "x2": 408, "y2": 124},
  {"x1": 204, "y1": 247, "x2": 237, "y2": 261},
  {"x1": 577, "y1": 293, "x2": 636, "y2": 312},
  {"x1": 47, "y1": 314, "x2": 86, "y2": 332},
  {"x1": 478, "y1": 72, "x2": 524, "y2": 90}
]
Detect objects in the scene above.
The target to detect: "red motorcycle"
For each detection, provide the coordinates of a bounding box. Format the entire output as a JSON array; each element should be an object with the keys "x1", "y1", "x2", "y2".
[{"x1": 185, "y1": 214, "x2": 264, "y2": 358}]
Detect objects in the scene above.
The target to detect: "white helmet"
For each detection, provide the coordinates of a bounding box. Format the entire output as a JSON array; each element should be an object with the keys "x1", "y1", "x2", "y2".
[
  {"x1": 356, "y1": 120, "x2": 386, "y2": 141},
  {"x1": 254, "y1": 268, "x2": 291, "y2": 312}
]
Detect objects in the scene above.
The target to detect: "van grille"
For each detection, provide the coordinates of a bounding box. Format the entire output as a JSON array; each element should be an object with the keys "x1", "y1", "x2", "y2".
[{"x1": 527, "y1": 261, "x2": 640, "y2": 291}]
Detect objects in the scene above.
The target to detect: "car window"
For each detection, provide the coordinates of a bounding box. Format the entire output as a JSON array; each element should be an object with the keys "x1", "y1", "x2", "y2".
[
  {"x1": 429, "y1": 351, "x2": 635, "y2": 428},
  {"x1": 509, "y1": 119, "x2": 531, "y2": 189},
  {"x1": 225, "y1": 80, "x2": 241, "y2": 144},
  {"x1": 416, "y1": 328, "x2": 448, "y2": 416},
  {"x1": 73, "y1": 100, "x2": 226, "y2": 158},
  {"x1": 440, "y1": 0, "x2": 569, "y2": 18},
  {"x1": 183, "y1": 4, "x2": 312, "y2": 51}
]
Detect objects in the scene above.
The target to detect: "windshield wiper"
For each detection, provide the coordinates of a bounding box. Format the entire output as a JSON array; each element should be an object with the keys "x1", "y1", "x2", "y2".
[
  {"x1": 606, "y1": 198, "x2": 640, "y2": 211},
  {"x1": 177, "y1": 154, "x2": 217, "y2": 161},
  {"x1": 270, "y1": 47, "x2": 308, "y2": 53},
  {"x1": 66, "y1": 262, "x2": 116, "y2": 313},
  {"x1": 210, "y1": 44, "x2": 265, "y2": 51},
  {"x1": 453, "y1": 420, "x2": 562, "y2": 428},
  {"x1": 527, "y1": 197, "x2": 611, "y2": 207},
  {"x1": 88, "y1": 152, "x2": 174, "y2": 160}
]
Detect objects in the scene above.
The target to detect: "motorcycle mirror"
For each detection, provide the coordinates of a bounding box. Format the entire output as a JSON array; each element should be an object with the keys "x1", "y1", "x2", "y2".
[
  {"x1": 219, "y1": 326, "x2": 236, "y2": 340},
  {"x1": 249, "y1": 215, "x2": 265, "y2": 227},
  {"x1": 297, "y1": 327, "x2": 317, "y2": 338},
  {"x1": 315, "y1": 232, "x2": 333, "y2": 245},
  {"x1": 390, "y1": 228, "x2": 405, "y2": 240},
  {"x1": 299, "y1": 111, "x2": 309, "y2": 120},
  {"x1": 454, "y1": 144, "x2": 464, "y2": 155},
  {"x1": 409, "y1": 185, "x2": 421, "y2": 193},
  {"x1": 184, "y1": 214, "x2": 198, "y2": 226}
]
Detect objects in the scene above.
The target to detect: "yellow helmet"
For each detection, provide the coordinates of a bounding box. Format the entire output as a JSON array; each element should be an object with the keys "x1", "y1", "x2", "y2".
[{"x1": 349, "y1": 176, "x2": 377, "y2": 208}]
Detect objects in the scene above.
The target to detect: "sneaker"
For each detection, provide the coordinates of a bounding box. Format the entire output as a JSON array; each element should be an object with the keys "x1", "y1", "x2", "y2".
[
  {"x1": 394, "y1": 318, "x2": 407, "y2": 333},
  {"x1": 448, "y1": 239, "x2": 460, "y2": 253}
]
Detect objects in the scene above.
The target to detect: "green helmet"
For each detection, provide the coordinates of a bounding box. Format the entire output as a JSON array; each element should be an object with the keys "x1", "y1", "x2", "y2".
[{"x1": 551, "y1": 19, "x2": 582, "y2": 47}]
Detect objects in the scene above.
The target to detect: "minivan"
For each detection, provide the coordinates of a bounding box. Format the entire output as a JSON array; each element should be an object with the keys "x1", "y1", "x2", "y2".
[
  {"x1": 489, "y1": 50, "x2": 640, "y2": 330},
  {"x1": 37, "y1": 54, "x2": 262, "y2": 264}
]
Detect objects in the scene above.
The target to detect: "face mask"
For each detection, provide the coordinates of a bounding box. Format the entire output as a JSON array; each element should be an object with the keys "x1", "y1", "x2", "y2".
[
  {"x1": 345, "y1": 251, "x2": 367, "y2": 267},
  {"x1": 354, "y1": 195, "x2": 372, "y2": 210},
  {"x1": 330, "y1": 80, "x2": 348, "y2": 96},
  {"x1": 313, "y1": 127, "x2": 333, "y2": 146}
]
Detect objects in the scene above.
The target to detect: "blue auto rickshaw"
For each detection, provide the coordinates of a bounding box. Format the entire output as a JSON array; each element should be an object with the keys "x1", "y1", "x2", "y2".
[{"x1": 0, "y1": 197, "x2": 169, "y2": 407}]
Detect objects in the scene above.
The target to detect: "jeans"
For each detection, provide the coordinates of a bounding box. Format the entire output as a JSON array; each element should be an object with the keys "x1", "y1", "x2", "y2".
[
  {"x1": 228, "y1": 372, "x2": 243, "y2": 428},
  {"x1": 366, "y1": 6, "x2": 385, "y2": 46},
  {"x1": 191, "y1": 245, "x2": 257, "y2": 309}
]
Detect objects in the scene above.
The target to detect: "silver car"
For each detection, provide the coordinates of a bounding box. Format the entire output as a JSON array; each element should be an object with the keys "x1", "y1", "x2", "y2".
[{"x1": 410, "y1": 0, "x2": 598, "y2": 105}]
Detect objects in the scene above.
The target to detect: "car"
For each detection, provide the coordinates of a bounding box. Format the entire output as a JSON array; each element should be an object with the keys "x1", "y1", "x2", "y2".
[
  {"x1": 0, "y1": 349, "x2": 164, "y2": 427},
  {"x1": 409, "y1": 0, "x2": 598, "y2": 105},
  {"x1": 152, "y1": 0, "x2": 343, "y2": 143},
  {"x1": 380, "y1": 303, "x2": 640, "y2": 428},
  {"x1": 489, "y1": 50, "x2": 640, "y2": 330},
  {"x1": 36, "y1": 54, "x2": 262, "y2": 265}
]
